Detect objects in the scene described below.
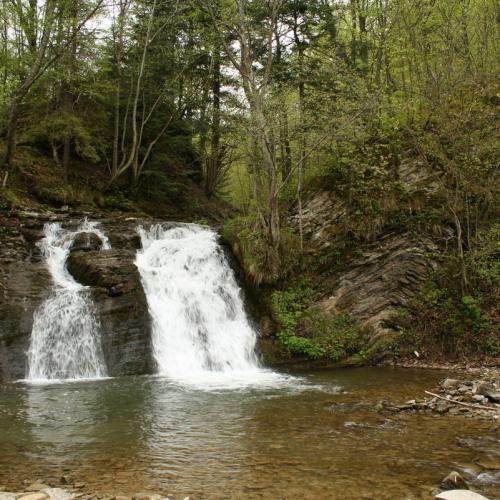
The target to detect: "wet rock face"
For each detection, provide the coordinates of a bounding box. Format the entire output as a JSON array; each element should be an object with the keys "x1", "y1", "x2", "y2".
[
  {"x1": 67, "y1": 249, "x2": 154, "y2": 377},
  {"x1": 0, "y1": 216, "x2": 50, "y2": 381},
  {"x1": 70, "y1": 232, "x2": 103, "y2": 252},
  {"x1": 0, "y1": 212, "x2": 155, "y2": 382}
]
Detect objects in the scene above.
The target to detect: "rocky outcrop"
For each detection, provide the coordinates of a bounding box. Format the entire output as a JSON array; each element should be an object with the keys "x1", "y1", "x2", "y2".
[
  {"x1": 318, "y1": 232, "x2": 437, "y2": 341},
  {"x1": 70, "y1": 232, "x2": 103, "y2": 252},
  {"x1": 289, "y1": 191, "x2": 346, "y2": 250},
  {"x1": 290, "y1": 190, "x2": 437, "y2": 344},
  {"x1": 0, "y1": 214, "x2": 51, "y2": 380},
  {"x1": 0, "y1": 210, "x2": 156, "y2": 381},
  {"x1": 66, "y1": 248, "x2": 154, "y2": 376}
]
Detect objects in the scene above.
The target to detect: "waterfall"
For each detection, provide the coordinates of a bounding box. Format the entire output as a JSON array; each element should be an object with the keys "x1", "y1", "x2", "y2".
[
  {"x1": 27, "y1": 220, "x2": 109, "y2": 382},
  {"x1": 136, "y1": 224, "x2": 271, "y2": 386}
]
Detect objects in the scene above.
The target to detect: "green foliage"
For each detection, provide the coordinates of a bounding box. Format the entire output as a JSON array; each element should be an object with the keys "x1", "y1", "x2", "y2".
[
  {"x1": 271, "y1": 279, "x2": 365, "y2": 361},
  {"x1": 223, "y1": 216, "x2": 301, "y2": 283},
  {"x1": 471, "y1": 224, "x2": 500, "y2": 286},
  {"x1": 28, "y1": 112, "x2": 100, "y2": 163},
  {"x1": 308, "y1": 313, "x2": 366, "y2": 362},
  {"x1": 486, "y1": 334, "x2": 500, "y2": 357},
  {"x1": 271, "y1": 278, "x2": 323, "y2": 358},
  {"x1": 397, "y1": 274, "x2": 499, "y2": 357},
  {"x1": 223, "y1": 216, "x2": 271, "y2": 284},
  {"x1": 103, "y1": 193, "x2": 136, "y2": 211}
]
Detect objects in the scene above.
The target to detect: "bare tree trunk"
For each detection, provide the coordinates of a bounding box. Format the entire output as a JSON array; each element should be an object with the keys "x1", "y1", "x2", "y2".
[
  {"x1": 62, "y1": 1, "x2": 78, "y2": 182},
  {"x1": 201, "y1": 0, "x2": 283, "y2": 273},
  {"x1": 293, "y1": 15, "x2": 306, "y2": 254},
  {"x1": 205, "y1": 49, "x2": 221, "y2": 198},
  {"x1": 111, "y1": 1, "x2": 128, "y2": 178}
]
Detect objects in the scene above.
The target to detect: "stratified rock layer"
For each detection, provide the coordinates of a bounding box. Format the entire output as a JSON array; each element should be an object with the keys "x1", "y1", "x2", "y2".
[
  {"x1": 0, "y1": 211, "x2": 155, "y2": 381},
  {"x1": 0, "y1": 215, "x2": 50, "y2": 380},
  {"x1": 67, "y1": 248, "x2": 154, "y2": 376},
  {"x1": 319, "y1": 232, "x2": 436, "y2": 340},
  {"x1": 290, "y1": 190, "x2": 437, "y2": 342}
]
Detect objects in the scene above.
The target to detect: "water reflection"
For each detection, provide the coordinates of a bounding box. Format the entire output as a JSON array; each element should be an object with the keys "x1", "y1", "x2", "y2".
[{"x1": 0, "y1": 368, "x2": 498, "y2": 499}]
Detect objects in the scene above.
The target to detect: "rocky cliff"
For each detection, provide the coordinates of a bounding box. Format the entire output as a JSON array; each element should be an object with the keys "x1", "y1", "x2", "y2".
[
  {"x1": 0, "y1": 210, "x2": 155, "y2": 381},
  {"x1": 289, "y1": 189, "x2": 437, "y2": 348}
]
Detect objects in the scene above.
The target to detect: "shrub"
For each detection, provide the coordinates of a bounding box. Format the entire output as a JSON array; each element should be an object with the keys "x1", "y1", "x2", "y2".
[{"x1": 271, "y1": 280, "x2": 365, "y2": 361}]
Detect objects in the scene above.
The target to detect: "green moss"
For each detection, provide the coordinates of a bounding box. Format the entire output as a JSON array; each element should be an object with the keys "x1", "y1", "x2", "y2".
[{"x1": 0, "y1": 189, "x2": 23, "y2": 210}]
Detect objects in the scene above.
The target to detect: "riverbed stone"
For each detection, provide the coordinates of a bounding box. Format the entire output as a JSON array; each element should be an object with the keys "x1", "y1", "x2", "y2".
[
  {"x1": 442, "y1": 379, "x2": 462, "y2": 390},
  {"x1": 132, "y1": 493, "x2": 163, "y2": 500},
  {"x1": 18, "y1": 494, "x2": 49, "y2": 500},
  {"x1": 472, "y1": 395, "x2": 488, "y2": 404},
  {"x1": 435, "y1": 491, "x2": 490, "y2": 500},
  {"x1": 0, "y1": 494, "x2": 16, "y2": 500},
  {"x1": 42, "y1": 488, "x2": 74, "y2": 500},
  {"x1": 26, "y1": 485, "x2": 50, "y2": 493},
  {"x1": 440, "y1": 471, "x2": 469, "y2": 490}
]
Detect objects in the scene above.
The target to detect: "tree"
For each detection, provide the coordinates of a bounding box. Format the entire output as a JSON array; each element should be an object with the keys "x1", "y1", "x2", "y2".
[{"x1": 0, "y1": 0, "x2": 104, "y2": 186}]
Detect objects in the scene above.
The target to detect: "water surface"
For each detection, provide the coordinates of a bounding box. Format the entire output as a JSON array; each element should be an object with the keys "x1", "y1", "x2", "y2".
[{"x1": 1, "y1": 367, "x2": 498, "y2": 499}]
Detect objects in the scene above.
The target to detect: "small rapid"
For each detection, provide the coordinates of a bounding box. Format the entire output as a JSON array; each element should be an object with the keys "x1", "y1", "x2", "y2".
[
  {"x1": 136, "y1": 224, "x2": 287, "y2": 388},
  {"x1": 27, "y1": 220, "x2": 110, "y2": 382}
]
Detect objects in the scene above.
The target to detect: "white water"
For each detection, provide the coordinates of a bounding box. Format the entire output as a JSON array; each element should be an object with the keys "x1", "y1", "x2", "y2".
[
  {"x1": 136, "y1": 224, "x2": 289, "y2": 389},
  {"x1": 27, "y1": 220, "x2": 110, "y2": 382}
]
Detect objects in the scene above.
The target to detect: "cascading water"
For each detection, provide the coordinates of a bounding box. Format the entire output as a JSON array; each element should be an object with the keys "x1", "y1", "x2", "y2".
[
  {"x1": 27, "y1": 220, "x2": 110, "y2": 382},
  {"x1": 136, "y1": 224, "x2": 281, "y2": 387}
]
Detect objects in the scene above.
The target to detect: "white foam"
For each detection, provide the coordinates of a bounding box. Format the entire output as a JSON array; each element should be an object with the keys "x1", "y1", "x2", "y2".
[
  {"x1": 136, "y1": 224, "x2": 294, "y2": 390},
  {"x1": 26, "y1": 220, "x2": 109, "y2": 382}
]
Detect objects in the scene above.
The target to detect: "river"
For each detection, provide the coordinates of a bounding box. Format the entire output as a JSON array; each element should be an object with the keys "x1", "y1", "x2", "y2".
[{"x1": 1, "y1": 367, "x2": 498, "y2": 499}]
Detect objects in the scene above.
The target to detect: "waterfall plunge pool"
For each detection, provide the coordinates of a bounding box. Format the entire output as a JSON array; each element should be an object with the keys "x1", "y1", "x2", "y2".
[{"x1": 1, "y1": 367, "x2": 498, "y2": 499}]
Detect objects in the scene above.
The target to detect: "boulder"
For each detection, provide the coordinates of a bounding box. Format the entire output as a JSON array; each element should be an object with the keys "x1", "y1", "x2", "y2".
[
  {"x1": 435, "y1": 491, "x2": 490, "y2": 500},
  {"x1": 66, "y1": 249, "x2": 154, "y2": 376},
  {"x1": 70, "y1": 232, "x2": 103, "y2": 252},
  {"x1": 18, "y1": 494, "x2": 48, "y2": 500},
  {"x1": 442, "y1": 379, "x2": 461, "y2": 390}
]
